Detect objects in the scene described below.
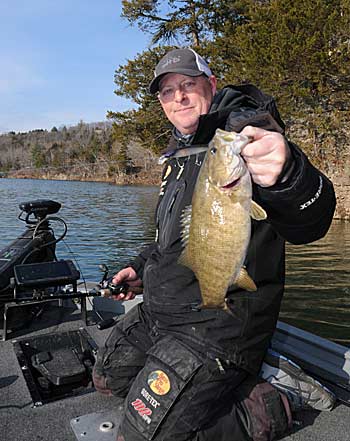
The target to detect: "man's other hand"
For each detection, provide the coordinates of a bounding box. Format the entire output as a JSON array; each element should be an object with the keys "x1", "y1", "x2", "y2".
[{"x1": 111, "y1": 267, "x2": 142, "y2": 301}]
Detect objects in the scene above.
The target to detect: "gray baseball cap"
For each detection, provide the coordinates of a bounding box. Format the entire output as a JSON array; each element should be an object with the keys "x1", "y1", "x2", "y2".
[{"x1": 149, "y1": 48, "x2": 213, "y2": 94}]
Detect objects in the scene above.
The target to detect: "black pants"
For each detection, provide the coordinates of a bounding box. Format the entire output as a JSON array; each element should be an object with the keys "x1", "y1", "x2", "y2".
[{"x1": 93, "y1": 303, "x2": 290, "y2": 441}]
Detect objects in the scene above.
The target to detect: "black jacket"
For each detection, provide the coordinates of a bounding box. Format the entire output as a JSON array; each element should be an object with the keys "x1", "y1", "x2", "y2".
[{"x1": 129, "y1": 85, "x2": 336, "y2": 374}]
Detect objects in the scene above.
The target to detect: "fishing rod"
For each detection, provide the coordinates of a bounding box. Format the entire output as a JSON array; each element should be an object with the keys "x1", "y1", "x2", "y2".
[{"x1": 0, "y1": 269, "x2": 143, "y2": 304}]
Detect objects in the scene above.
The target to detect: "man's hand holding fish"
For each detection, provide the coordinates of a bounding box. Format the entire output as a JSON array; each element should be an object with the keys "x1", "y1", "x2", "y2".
[{"x1": 241, "y1": 125, "x2": 292, "y2": 187}]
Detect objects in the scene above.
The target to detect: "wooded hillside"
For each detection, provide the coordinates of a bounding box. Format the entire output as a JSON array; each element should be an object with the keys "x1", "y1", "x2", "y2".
[{"x1": 0, "y1": 121, "x2": 161, "y2": 184}]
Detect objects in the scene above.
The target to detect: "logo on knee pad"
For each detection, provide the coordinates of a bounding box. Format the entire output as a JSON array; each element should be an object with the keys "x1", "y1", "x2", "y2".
[
  {"x1": 147, "y1": 370, "x2": 171, "y2": 395},
  {"x1": 131, "y1": 399, "x2": 153, "y2": 425}
]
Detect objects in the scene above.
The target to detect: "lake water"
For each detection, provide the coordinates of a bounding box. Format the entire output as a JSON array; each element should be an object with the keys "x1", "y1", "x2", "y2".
[
  {"x1": 0, "y1": 178, "x2": 349, "y2": 344},
  {"x1": 282, "y1": 220, "x2": 350, "y2": 344}
]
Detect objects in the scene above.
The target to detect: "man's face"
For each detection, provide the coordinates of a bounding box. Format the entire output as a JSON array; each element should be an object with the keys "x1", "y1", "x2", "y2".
[{"x1": 158, "y1": 73, "x2": 217, "y2": 135}]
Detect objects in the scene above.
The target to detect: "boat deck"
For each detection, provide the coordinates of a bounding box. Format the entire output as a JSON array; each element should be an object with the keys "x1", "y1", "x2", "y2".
[{"x1": 0, "y1": 303, "x2": 349, "y2": 441}]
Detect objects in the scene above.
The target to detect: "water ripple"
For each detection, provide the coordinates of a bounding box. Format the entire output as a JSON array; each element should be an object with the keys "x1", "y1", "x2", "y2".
[{"x1": 283, "y1": 220, "x2": 350, "y2": 343}]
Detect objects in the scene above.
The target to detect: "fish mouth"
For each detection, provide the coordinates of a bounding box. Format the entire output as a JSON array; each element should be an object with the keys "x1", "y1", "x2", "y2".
[{"x1": 221, "y1": 177, "x2": 241, "y2": 190}]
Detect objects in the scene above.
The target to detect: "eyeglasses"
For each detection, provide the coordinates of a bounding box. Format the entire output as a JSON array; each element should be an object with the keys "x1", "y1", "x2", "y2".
[{"x1": 158, "y1": 79, "x2": 199, "y2": 102}]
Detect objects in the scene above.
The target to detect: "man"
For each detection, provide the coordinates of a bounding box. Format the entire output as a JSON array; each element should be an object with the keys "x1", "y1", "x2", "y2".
[{"x1": 93, "y1": 48, "x2": 336, "y2": 440}]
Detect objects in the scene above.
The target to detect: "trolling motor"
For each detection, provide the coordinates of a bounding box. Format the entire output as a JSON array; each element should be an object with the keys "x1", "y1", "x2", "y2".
[{"x1": 0, "y1": 200, "x2": 65, "y2": 299}]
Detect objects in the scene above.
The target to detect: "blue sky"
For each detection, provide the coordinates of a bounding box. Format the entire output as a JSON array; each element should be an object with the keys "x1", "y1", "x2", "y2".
[{"x1": 0, "y1": 0, "x2": 149, "y2": 133}]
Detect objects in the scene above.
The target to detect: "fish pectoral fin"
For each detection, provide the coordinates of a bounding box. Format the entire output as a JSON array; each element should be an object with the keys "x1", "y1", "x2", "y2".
[
  {"x1": 178, "y1": 248, "x2": 191, "y2": 269},
  {"x1": 250, "y1": 201, "x2": 267, "y2": 221},
  {"x1": 236, "y1": 267, "x2": 257, "y2": 292}
]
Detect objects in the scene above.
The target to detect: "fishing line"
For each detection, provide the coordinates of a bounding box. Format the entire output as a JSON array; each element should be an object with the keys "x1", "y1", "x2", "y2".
[{"x1": 61, "y1": 238, "x2": 105, "y2": 322}]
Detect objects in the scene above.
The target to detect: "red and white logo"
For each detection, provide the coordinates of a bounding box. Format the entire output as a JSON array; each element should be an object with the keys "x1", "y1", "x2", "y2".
[{"x1": 131, "y1": 398, "x2": 153, "y2": 424}]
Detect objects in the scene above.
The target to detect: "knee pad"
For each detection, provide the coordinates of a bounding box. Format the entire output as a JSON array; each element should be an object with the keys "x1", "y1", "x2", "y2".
[{"x1": 121, "y1": 335, "x2": 203, "y2": 440}]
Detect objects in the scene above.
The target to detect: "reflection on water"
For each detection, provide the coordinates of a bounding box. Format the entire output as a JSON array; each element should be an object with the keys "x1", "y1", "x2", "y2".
[
  {"x1": 281, "y1": 221, "x2": 350, "y2": 345},
  {"x1": 0, "y1": 178, "x2": 349, "y2": 344}
]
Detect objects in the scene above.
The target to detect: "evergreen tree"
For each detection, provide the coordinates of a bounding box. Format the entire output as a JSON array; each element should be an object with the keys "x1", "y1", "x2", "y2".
[
  {"x1": 108, "y1": 46, "x2": 174, "y2": 152},
  {"x1": 221, "y1": 0, "x2": 345, "y2": 106},
  {"x1": 31, "y1": 145, "x2": 47, "y2": 168},
  {"x1": 122, "y1": 0, "x2": 215, "y2": 45},
  {"x1": 115, "y1": 143, "x2": 132, "y2": 173}
]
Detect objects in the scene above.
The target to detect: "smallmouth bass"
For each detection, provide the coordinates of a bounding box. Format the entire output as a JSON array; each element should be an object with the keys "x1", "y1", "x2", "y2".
[{"x1": 179, "y1": 128, "x2": 267, "y2": 311}]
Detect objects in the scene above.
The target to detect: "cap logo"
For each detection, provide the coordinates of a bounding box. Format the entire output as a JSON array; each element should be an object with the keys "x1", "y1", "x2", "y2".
[{"x1": 161, "y1": 56, "x2": 181, "y2": 69}]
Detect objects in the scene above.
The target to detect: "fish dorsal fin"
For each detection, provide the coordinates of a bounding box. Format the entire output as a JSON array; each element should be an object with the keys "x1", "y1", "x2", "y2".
[
  {"x1": 236, "y1": 267, "x2": 257, "y2": 292},
  {"x1": 178, "y1": 205, "x2": 193, "y2": 269},
  {"x1": 251, "y1": 201, "x2": 267, "y2": 221},
  {"x1": 180, "y1": 205, "x2": 192, "y2": 248}
]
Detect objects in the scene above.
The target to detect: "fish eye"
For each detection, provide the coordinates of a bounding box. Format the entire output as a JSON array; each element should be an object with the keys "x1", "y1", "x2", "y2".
[{"x1": 210, "y1": 147, "x2": 217, "y2": 155}]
